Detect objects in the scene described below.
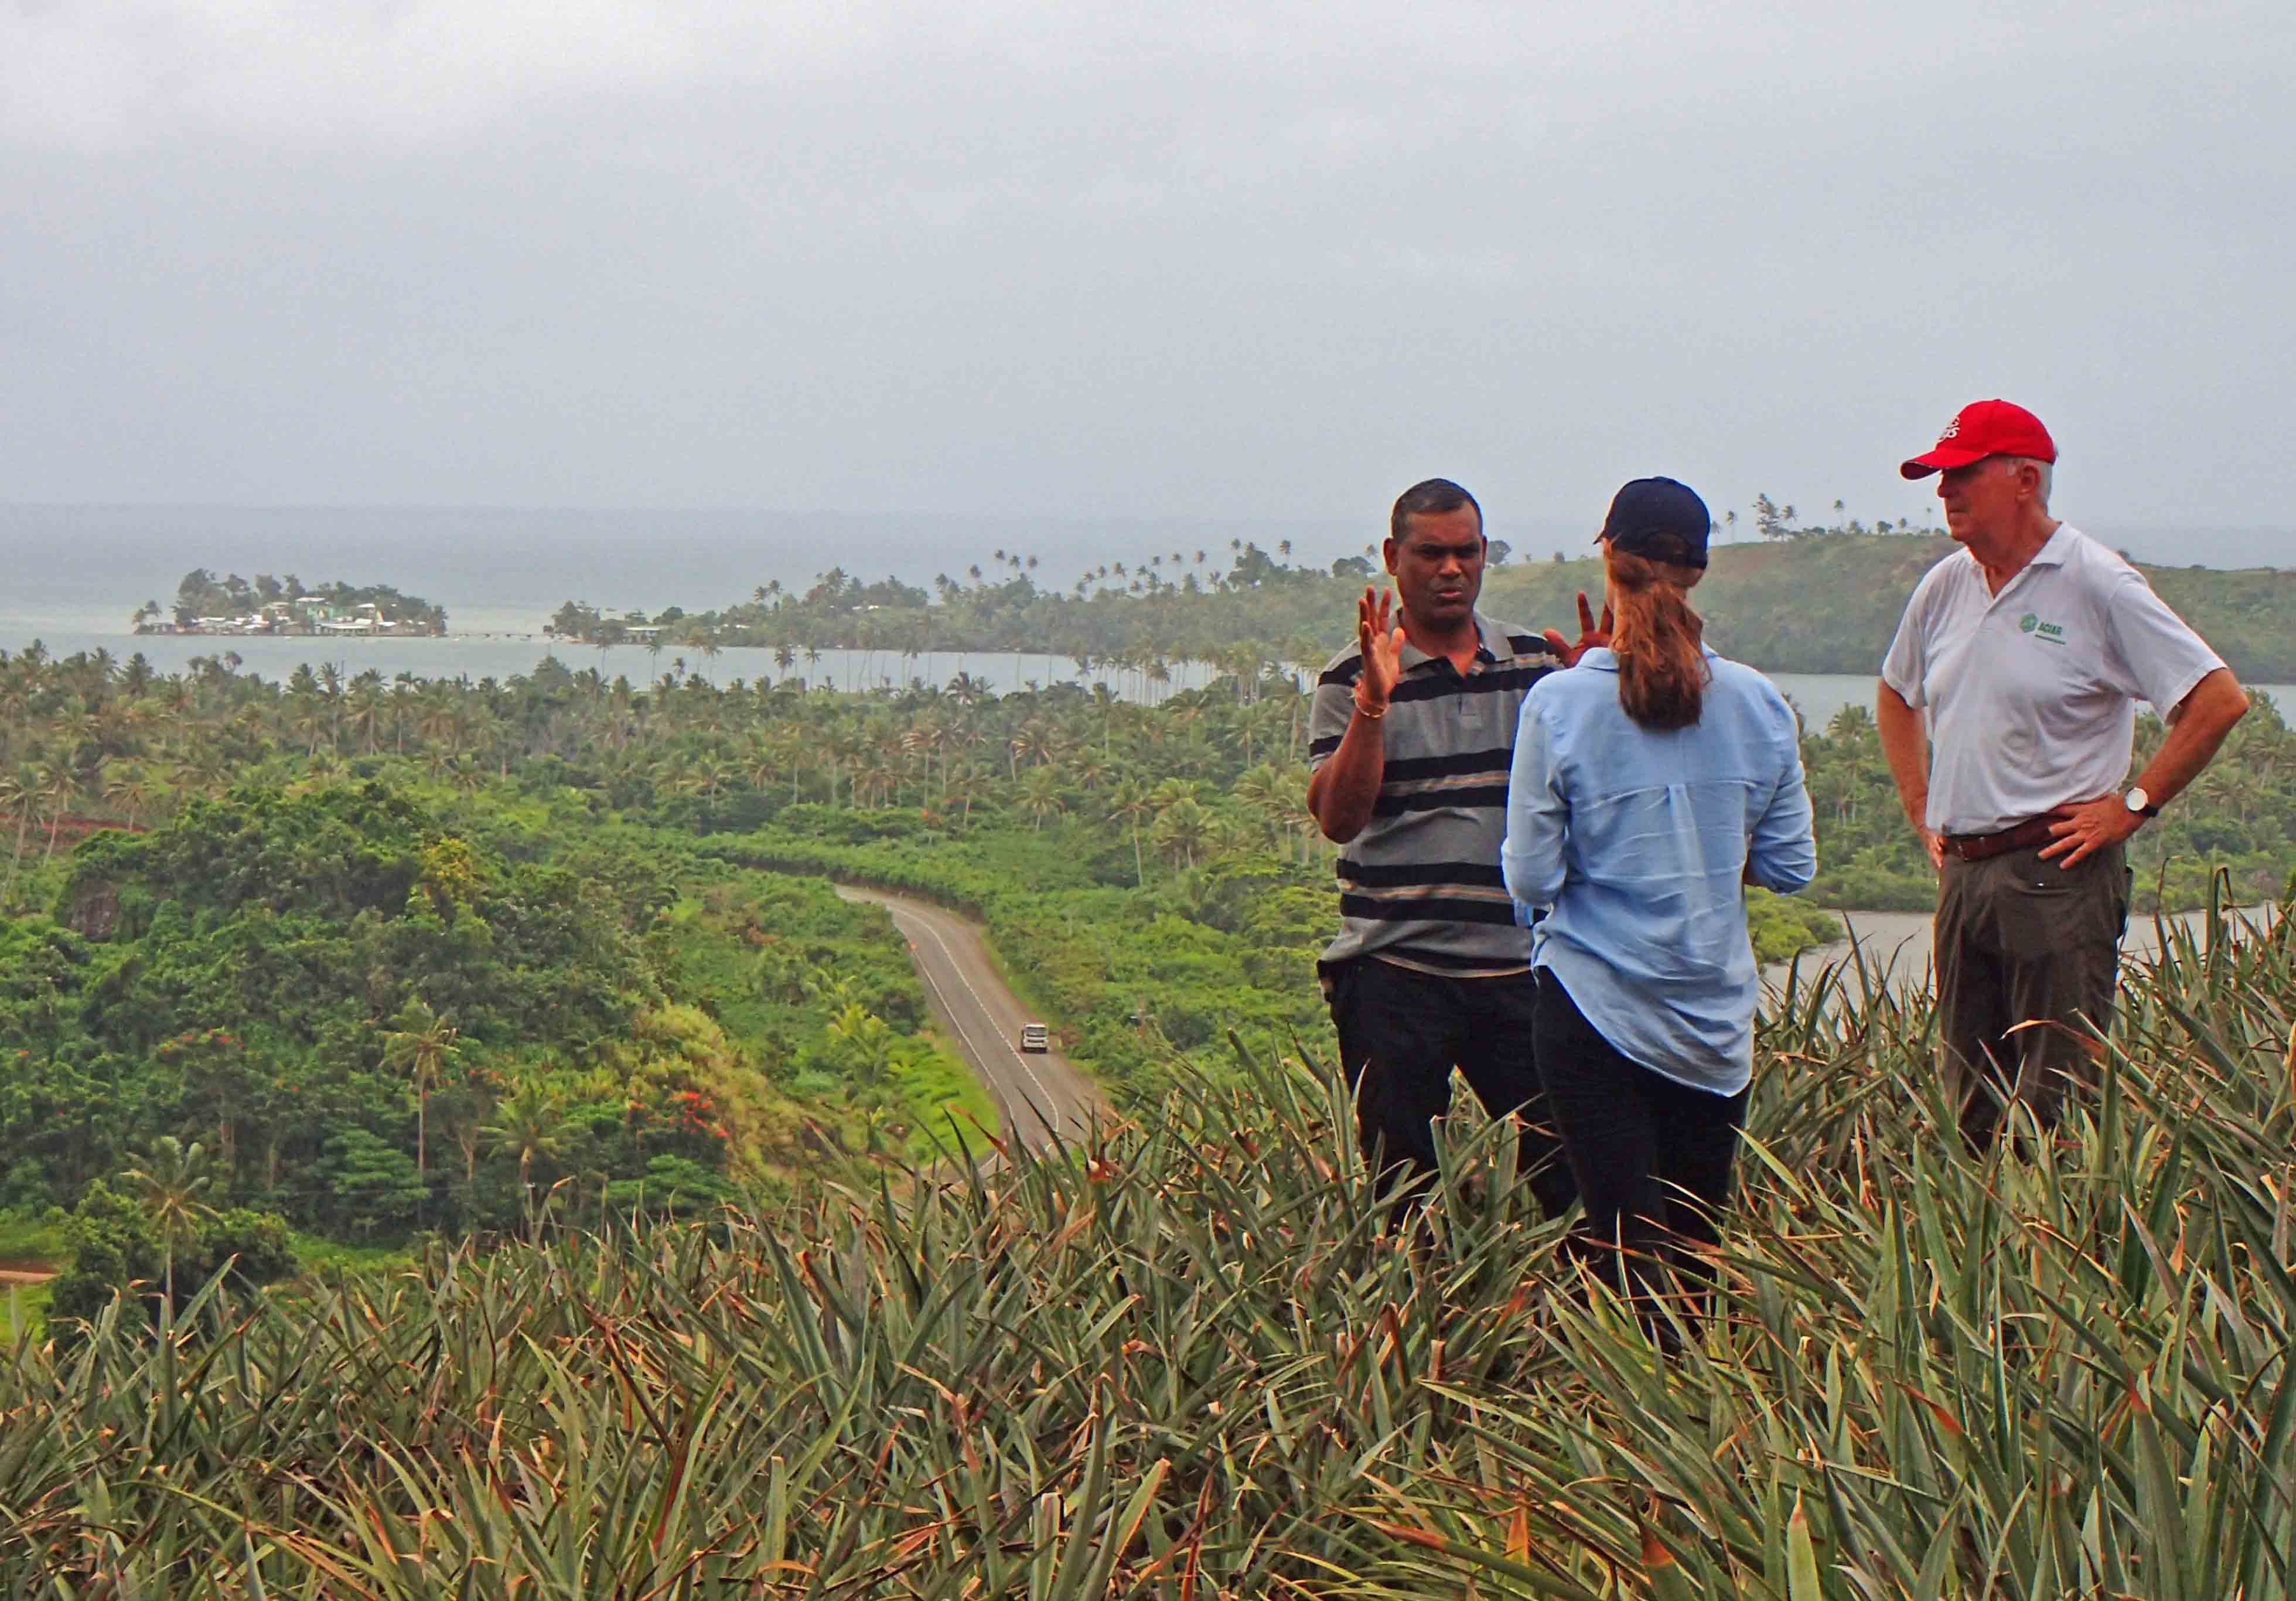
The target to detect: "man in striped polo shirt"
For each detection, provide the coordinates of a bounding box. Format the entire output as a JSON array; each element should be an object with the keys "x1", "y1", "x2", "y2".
[{"x1": 1308, "y1": 477, "x2": 1593, "y2": 1215}]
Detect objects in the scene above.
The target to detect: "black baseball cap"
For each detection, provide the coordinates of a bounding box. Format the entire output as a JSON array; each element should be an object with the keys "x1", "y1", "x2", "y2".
[{"x1": 1596, "y1": 476, "x2": 1710, "y2": 568}]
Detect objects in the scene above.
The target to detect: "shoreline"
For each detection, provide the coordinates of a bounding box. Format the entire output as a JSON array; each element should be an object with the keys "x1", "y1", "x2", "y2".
[{"x1": 1765, "y1": 902, "x2": 2281, "y2": 994}]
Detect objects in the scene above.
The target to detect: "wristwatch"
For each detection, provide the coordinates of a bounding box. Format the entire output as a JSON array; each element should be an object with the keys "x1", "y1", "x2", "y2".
[{"x1": 2124, "y1": 786, "x2": 2161, "y2": 819}]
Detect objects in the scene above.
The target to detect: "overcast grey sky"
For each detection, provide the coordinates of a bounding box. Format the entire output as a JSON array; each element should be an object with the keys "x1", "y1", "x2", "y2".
[{"x1": 4, "y1": 1, "x2": 2291, "y2": 534}]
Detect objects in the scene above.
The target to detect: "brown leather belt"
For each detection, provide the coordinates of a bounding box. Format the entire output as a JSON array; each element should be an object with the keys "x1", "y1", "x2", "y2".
[{"x1": 1941, "y1": 813, "x2": 2065, "y2": 863}]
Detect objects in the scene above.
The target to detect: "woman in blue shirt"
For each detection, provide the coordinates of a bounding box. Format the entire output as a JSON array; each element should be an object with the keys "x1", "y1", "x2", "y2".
[{"x1": 1502, "y1": 478, "x2": 1816, "y2": 1337}]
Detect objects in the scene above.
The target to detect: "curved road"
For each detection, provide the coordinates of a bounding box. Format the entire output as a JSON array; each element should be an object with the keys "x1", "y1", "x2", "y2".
[{"x1": 835, "y1": 886, "x2": 1107, "y2": 1154}]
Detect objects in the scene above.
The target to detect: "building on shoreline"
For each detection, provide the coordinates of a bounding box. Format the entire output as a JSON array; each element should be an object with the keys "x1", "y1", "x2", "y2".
[{"x1": 135, "y1": 597, "x2": 447, "y2": 638}]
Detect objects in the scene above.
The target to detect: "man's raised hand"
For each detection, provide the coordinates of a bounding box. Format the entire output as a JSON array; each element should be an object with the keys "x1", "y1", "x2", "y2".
[
  {"x1": 1356, "y1": 587, "x2": 1404, "y2": 711},
  {"x1": 1543, "y1": 591, "x2": 1614, "y2": 667}
]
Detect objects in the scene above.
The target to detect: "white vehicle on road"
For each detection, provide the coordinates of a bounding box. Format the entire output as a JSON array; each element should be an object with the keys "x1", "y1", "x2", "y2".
[{"x1": 1019, "y1": 1022, "x2": 1050, "y2": 1053}]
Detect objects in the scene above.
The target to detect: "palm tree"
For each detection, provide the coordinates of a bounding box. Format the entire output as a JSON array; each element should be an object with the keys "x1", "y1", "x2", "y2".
[
  {"x1": 939, "y1": 763, "x2": 982, "y2": 828},
  {"x1": 124, "y1": 1136, "x2": 216, "y2": 1312},
  {"x1": 739, "y1": 734, "x2": 781, "y2": 796},
  {"x1": 825, "y1": 1002, "x2": 902, "y2": 1089},
  {"x1": 34, "y1": 756, "x2": 77, "y2": 862},
  {"x1": 1016, "y1": 765, "x2": 1069, "y2": 831},
  {"x1": 1105, "y1": 778, "x2": 1155, "y2": 886},
  {"x1": 347, "y1": 679, "x2": 387, "y2": 753},
  {"x1": 0, "y1": 762, "x2": 36, "y2": 907},
  {"x1": 101, "y1": 757, "x2": 158, "y2": 828},
  {"x1": 1152, "y1": 796, "x2": 1214, "y2": 869},
  {"x1": 380, "y1": 999, "x2": 460, "y2": 1190},
  {"x1": 483, "y1": 1085, "x2": 567, "y2": 1222}
]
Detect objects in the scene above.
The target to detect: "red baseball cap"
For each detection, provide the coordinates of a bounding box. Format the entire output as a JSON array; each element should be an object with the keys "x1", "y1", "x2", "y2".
[{"x1": 1899, "y1": 399, "x2": 2057, "y2": 480}]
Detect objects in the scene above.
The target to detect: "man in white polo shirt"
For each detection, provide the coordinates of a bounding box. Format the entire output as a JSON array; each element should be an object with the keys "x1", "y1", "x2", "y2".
[{"x1": 1877, "y1": 400, "x2": 2250, "y2": 1147}]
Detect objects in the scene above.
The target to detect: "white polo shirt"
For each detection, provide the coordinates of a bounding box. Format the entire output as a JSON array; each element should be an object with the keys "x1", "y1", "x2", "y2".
[{"x1": 1881, "y1": 525, "x2": 2225, "y2": 836}]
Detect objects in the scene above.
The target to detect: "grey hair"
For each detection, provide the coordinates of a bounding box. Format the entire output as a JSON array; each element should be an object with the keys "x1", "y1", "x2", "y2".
[{"x1": 2001, "y1": 455, "x2": 2053, "y2": 509}]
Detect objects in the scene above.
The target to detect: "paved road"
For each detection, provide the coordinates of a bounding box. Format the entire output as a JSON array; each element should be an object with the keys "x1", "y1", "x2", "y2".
[{"x1": 835, "y1": 886, "x2": 1108, "y2": 1154}]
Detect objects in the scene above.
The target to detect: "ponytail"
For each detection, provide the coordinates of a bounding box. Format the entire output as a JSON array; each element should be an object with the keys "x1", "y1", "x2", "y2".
[{"x1": 1605, "y1": 546, "x2": 1707, "y2": 730}]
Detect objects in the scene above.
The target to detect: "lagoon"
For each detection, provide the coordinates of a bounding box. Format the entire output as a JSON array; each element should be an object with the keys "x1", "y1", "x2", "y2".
[
  {"x1": 2, "y1": 613, "x2": 2285, "y2": 721},
  {"x1": 1763, "y1": 902, "x2": 2283, "y2": 998},
  {"x1": 0, "y1": 614, "x2": 1213, "y2": 700}
]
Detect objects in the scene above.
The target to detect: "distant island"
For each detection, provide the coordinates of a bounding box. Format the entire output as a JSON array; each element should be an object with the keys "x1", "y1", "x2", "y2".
[
  {"x1": 541, "y1": 524, "x2": 2296, "y2": 682},
  {"x1": 134, "y1": 568, "x2": 448, "y2": 637}
]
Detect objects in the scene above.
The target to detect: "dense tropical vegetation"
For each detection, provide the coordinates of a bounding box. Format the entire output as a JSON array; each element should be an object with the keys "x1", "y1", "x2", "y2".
[
  {"x1": 0, "y1": 631, "x2": 1859, "y2": 1171},
  {"x1": 7, "y1": 529, "x2": 2296, "y2": 1590},
  {"x1": 2, "y1": 774, "x2": 986, "y2": 1287},
  {"x1": 3, "y1": 896, "x2": 2292, "y2": 1595},
  {"x1": 1796, "y1": 697, "x2": 2296, "y2": 911},
  {"x1": 4, "y1": 611, "x2": 2277, "y2": 1194},
  {"x1": 550, "y1": 529, "x2": 2296, "y2": 680},
  {"x1": 141, "y1": 569, "x2": 449, "y2": 633}
]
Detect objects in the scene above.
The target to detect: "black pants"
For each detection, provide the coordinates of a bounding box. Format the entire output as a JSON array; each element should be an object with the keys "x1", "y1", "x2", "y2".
[
  {"x1": 1533, "y1": 969, "x2": 1745, "y2": 1331},
  {"x1": 1323, "y1": 957, "x2": 1575, "y2": 1220}
]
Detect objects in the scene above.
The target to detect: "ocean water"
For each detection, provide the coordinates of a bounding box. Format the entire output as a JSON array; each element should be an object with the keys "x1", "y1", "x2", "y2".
[
  {"x1": 1763, "y1": 904, "x2": 2282, "y2": 994},
  {"x1": 0, "y1": 503, "x2": 1376, "y2": 635},
  {"x1": 0, "y1": 622, "x2": 1208, "y2": 700},
  {"x1": 2, "y1": 505, "x2": 2285, "y2": 716}
]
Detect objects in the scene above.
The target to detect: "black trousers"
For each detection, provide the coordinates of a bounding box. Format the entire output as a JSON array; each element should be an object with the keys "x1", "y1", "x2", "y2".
[
  {"x1": 1323, "y1": 957, "x2": 1575, "y2": 1220},
  {"x1": 1533, "y1": 969, "x2": 1745, "y2": 1330}
]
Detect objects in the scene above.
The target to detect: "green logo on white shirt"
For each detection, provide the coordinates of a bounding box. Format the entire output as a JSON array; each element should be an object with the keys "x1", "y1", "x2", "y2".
[{"x1": 2018, "y1": 611, "x2": 2068, "y2": 645}]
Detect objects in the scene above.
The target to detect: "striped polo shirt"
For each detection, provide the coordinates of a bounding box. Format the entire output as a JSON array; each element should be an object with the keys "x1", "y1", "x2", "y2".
[{"x1": 1308, "y1": 614, "x2": 1561, "y2": 977}]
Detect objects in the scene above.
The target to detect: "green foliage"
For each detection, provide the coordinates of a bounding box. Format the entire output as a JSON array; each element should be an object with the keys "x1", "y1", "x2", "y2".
[
  {"x1": 316, "y1": 1128, "x2": 429, "y2": 1231},
  {"x1": 0, "y1": 1207, "x2": 66, "y2": 1265},
  {"x1": 1804, "y1": 693, "x2": 2296, "y2": 912},
  {"x1": 1746, "y1": 885, "x2": 1841, "y2": 963},
  {"x1": 2, "y1": 897, "x2": 2291, "y2": 1593},
  {"x1": 603, "y1": 1154, "x2": 739, "y2": 1218},
  {"x1": 0, "y1": 772, "x2": 962, "y2": 1247},
  {"x1": 1496, "y1": 534, "x2": 2296, "y2": 680},
  {"x1": 46, "y1": 1177, "x2": 296, "y2": 1330},
  {"x1": 166, "y1": 567, "x2": 446, "y2": 632},
  {"x1": 555, "y1": 533, "x2": 2296, "y2": 680},
  {"x1": 8, "y1": 615, "x2": 2281, "y2": 1261},
  {"x1": 707, "y1": 822, "x2": 1332, "y2": 1099},
  {"x1": 0, "y1": 1277, "x2": 52, "y2": 1344}
]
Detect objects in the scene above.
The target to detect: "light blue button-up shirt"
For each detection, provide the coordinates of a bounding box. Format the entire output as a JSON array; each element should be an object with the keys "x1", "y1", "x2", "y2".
[{"x1": 1501, "y1": 648, "x2": 1817, "y2": 1095}]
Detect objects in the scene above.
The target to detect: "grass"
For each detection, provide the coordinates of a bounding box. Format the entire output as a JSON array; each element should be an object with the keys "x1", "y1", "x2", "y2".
[
  {"x1": 286, "y1": 1232, "x2": 416, "y2": 1276},
  {"x1": 0, "y1": 1211, "x2": 65, "y2": 1269},
  {"x1": 895, "y1": 1035, "x2": 1004, "y2": 1163},
  {"x1": 0, "y1": 1280, "x2": 50, "y2": 1345},
  {"x1": 2, "y1": 885, "x2": 2291, "y2": 1596},
  {"x1": 0, "y1": 1211, "x2": 62, "y2": 1347}
]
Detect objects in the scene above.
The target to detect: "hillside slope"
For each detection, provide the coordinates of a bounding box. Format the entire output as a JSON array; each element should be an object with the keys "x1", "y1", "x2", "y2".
[
  {"x1": 667, "y1": 532, "x2": 2296, "y2": 682},
  {"x1": 1483, "y1": 533, "x2": 2296, "y2": 678}
]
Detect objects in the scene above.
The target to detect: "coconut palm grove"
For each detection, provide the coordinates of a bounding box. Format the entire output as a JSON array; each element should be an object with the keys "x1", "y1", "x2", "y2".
[{"x1": 2, "y1": 546, "x2": 2295, "y2": 1593}]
